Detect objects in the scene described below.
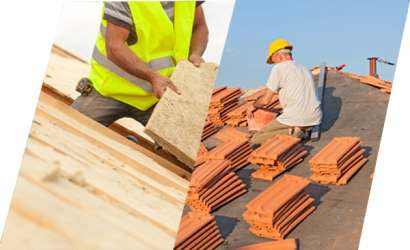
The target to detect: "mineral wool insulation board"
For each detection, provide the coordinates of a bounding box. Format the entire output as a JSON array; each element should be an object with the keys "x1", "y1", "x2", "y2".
[
  {"x1": 0, "y1": 91, "x2": 190, "y2": 249},
  {"x1": 145, "y1": 59, "x2": 219, "y2": 169}
]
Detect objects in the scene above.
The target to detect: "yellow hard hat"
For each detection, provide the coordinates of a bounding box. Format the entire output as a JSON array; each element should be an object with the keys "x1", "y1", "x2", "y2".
[{"x1": 266, "y1": 39, "x2": 293, "y2": 64}]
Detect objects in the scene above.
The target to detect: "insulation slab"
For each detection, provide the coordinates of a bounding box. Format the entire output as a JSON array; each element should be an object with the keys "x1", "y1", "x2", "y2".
[{"x1": 145, "y1": 59, "x2": 219, "y2": 169}]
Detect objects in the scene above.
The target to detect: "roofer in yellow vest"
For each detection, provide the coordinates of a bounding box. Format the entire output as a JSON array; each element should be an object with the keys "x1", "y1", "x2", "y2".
[{"x1": 71, "y1": 1, "x2": 208, "y2": 131}]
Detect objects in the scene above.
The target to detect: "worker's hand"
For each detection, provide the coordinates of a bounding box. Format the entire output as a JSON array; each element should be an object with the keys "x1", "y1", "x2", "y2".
[
  {"x1": 151, "y1": 73, "x2": 181, "y2": 99},
  {"x1": 246, "y1": 105, "x2": 257, "y2": 119},
  {"x1": 188, "y1": 54, "x2": 205, "y2": 67}
]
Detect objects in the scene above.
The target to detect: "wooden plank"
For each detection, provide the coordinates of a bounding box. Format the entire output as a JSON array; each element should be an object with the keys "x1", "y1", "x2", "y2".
[
  {"x1": 38, "y1": 91, "x2": 191, "y2": 181},
  {"x1": 41, "y1": 83, "x2": 181, "y2": 167},
  {"x1": 3, "y1": 177, "x2": 151, "y2": 249},
  {"x1": 24, "y1": 124, "x2": 186, "y2": 234},
  {"x1": 14, "y1": 152, "x2": 177, "y2": 249},
  {"x1": 311, "y1": 62, "x2": 326, "y2": 142}
]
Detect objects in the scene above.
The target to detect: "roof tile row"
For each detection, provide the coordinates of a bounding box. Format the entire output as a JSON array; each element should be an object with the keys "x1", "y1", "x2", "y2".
[
  {"x1": 215, "y1": 127, "x2": 252, "y2": 142},
  {"x1": 309, "y1": 137, "x2": 368, "y2": 185},
  {"x1": 204, "y1": 139, "x2": 252, "y2": 171},
  {"x1": 186, "y1": 160, "x2": 247, "y2": 213},
  {"x1": 248, "y1": 135, "x2": 306, "y2": 181},
  {"x1": 225, "y1": 92, "x2": 282, "y2": 128},
  {"x1": 207, "y1": 87, "x2": 244, "y2": 126},
  {"x1": 243, "y1": 175, "x2": 315, "y2": 240},
  {"x1": 210, "y1": 87, "x2": 243, "y2": 108},
  {"x1": 201, "y1": 121, "x2": 218, "y2": 141},
  {"x1": 346, "y1": 73, "x2": 392, "y2": 93},
  {"x1": 231, "y1": 238, "x2": 297, "y2": 250},
  {"x1": 174, "y1": 212, "x2": 223, "y2": 250}
]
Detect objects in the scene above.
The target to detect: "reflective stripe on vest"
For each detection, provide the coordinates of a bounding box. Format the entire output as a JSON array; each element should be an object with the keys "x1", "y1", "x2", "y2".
[
  {"x1": 91, "y1": 45, "x2": 173, "y2": 93},
  {"x1": 89, "y1": 2, "x2": 195, "y2": 111}
]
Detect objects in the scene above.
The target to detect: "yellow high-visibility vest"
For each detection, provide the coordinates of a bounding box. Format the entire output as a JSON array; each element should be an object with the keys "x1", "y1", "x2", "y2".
[{"x1": 89, "y1": 1, "x2": 196, "y2": 111}]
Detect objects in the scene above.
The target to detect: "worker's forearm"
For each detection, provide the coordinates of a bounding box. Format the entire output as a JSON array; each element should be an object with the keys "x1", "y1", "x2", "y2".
[
  {"x1": 253, "y1": 98, "x2": 269, "y2": 109},
  {"x1": 106, "y1": 42, "x2": 159, "y2": 83},
  {"x1": 189, "y1": 23, "x2": 209, "y2": 58}
]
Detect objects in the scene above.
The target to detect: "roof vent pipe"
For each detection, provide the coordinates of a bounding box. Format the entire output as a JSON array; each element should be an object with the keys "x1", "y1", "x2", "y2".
[{"x1": 367, "y1": 57, "x2": 379, "y2": 79}]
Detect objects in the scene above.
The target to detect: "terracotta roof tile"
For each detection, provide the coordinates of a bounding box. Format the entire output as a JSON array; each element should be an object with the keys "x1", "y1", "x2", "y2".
[
  {"x1": 309, "y1": 137, "x2": 368, "y2": 185},
  {"x1": 212, "y1": 86, "x2": 227, "y2": 96},
  {"x1": 190, "y1": 160, "x2": 232, "y2": 190},
  {"x1": 231, "y1": 238, "x2": 297, "y2": 250},
  {"x1": 195, "y1": 142, "x2": 209, "y2": 168},
  {"x1": 174, "y1": 212, "x2": 223, "y2": 250},
  {"x1": 203, "y1": 139, "x2": 252, "y2": 171},
  {"x1": 210, "y1": 87, "x2": 243, "y2": 108},
  {"x1": 344, "y1": 72, "x2": 392, "y2": 93},
  {"x1": 186, "y1": 158, "x2": 247, "y2": 213},
  {"x1": 201, "y1": 121, "x2": 217, "y2": 141},
  {"x1": 174, "y1": 212, "x2": 215, "y2": 247},
  {"x1": 243, "y1": 175, "x2": 314, "y2": 240},
  {"x1": 248, "y1": 135, "x2": 305, "y2": 180},
  {"x1": 215, "y1": 127, "x2": 252, "y2": 142}
]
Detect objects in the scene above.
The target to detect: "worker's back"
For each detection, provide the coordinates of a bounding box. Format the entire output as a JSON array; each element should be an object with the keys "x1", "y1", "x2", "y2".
[{"x1": 266, "y1": 60, "x2": 322, "y2": 127}]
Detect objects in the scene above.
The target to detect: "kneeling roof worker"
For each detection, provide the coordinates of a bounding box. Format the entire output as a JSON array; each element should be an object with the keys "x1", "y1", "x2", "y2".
[{"x1": 247, "y1": 39, "x2": 322, "y2": 146}]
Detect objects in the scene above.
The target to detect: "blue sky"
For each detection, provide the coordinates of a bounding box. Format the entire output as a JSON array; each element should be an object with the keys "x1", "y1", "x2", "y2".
[{"x1": 216, "y1": 0, "x2": 408, "y2": 90}]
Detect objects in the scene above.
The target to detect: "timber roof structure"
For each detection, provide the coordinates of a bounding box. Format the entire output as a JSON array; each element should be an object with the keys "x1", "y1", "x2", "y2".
[{"x1": 0, "y1": 43, "x2": 191, "y2": 249}]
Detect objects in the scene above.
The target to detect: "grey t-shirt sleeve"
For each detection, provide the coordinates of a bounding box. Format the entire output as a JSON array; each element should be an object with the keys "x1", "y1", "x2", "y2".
[
  {"x1": 103, "y1": 1, "x2": 202, "y2": 30},
  {"x1": 103, "y1": 2, "x2": 133, "y2": 30}
]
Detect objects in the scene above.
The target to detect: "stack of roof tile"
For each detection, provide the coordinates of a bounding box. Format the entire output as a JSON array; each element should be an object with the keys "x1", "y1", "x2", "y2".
[
  {"x1": 309, "y1": 137, "x2": 368, "y2": 185},
  {"x1": 243, "y1": 175, "x2": 315, "y2": 240},
  {"x1": 185, "y1": 160, "x2": 247, "y2": 213},
  {"x1": 248, "y1": 135, "x2": 307, "y2": 181},
  {"x1": 232, "y1": 238, "x2": 298, "y2": 250},
  {"x1": 201, "y1": 121, "x2": 218, "y2": 141},
  {"x1": 195, "y1": 142, "x2": 208, "y2": 167},
  {"x1": 245, "y1": 90, "x2": 282, "y2": 110},
  {"x1": 225, "y1": 91, "x2": 283, "y2": 128},
  {"x1": 204, "y1": 138, "x2": 252, "y2": 171},
  {"x1": 225, "y1": 101, "x2": 254, "y2": 127},
  {"x1": 346, "y1": 73, "x2": 392, "y2": 93},
  {"x1": 215, "y1": 127, "x2": 252, "y2": 142},
  {"x1": 174, "y1": 212, "x2": 223, "y2": 250},
  {"x1": 207, "y1": 87, "x2": 243, "y2": 126}
]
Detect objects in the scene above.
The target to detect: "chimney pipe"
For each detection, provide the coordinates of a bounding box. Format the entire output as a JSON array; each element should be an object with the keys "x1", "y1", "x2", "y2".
[{"x1": 367, "y1": 57, "x2": 379, "y2": 79}]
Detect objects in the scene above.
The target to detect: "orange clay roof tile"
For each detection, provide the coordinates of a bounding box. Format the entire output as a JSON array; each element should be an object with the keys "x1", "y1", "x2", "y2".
[
  {"x1": 215, "y1": 127, "x2": 252, "y2": 142},
  {"x1": 251, "y1": 135, "x2": 301, "y2": 161},
  {"x1": 190, "y1": 160, "x2": 232, "y2": 189},
  {"x1": 174, "y1": 212, "x2": 224, "y2": 250},
  {"x1": 246, "y1": 175, "x2": 311, "y2": 217},
  {"x1": 309, "y1": 137, "x2": 368, "y2": 185},
  {"x1": 205, "y1": 140, "x2": 249, "y2": 160},
  {"x1": 175, "y1": 222, "x2": 217, "y2": 250},
  {"x1": 308, "y1": 137, "x2": 361, "y2": 165},
  {"x1": 231, "y1": 238, "x2": 297, "y2": 250},
  {"x1": 243, "y1": 174, "x2": 315, "y2": 240},
  {"x1": 174, "y1": 212, "x2": 215, "y2": 247}
]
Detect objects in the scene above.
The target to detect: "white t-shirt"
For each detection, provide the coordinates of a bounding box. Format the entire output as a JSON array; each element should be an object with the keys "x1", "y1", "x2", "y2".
[{"x1": 266, "y1": 60, "x2": 322, "y2": 126}]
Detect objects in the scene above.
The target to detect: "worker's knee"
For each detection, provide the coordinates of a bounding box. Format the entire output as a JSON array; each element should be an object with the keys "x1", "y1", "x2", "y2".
[{"x1": 252, "y1": 133, "x2": 267, "y2": 146}]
